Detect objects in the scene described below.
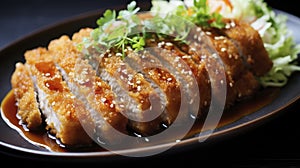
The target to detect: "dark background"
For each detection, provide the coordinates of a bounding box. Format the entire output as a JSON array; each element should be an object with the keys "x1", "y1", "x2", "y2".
[
  {"x1": 1, "y1": 0, "x2": 298, "y2": 49},
  {"x1": 0, "y1": 0, "x2": 300, "y2": 167}
]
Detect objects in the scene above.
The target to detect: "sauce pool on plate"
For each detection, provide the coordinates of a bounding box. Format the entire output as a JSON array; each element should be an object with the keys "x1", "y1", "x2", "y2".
[{"x1": 1, "y1": 87, "x2": 280, "y2": 152}]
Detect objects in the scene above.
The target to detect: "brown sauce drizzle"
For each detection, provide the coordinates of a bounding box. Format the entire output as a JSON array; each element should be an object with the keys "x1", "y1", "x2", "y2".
[{"x1": 1, "y1": 87, "x2": 280, "y2": 152}]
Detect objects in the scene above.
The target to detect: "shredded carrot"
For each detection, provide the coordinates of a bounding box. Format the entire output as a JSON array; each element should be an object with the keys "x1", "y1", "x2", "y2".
[
  {"x1": 207, "y1": 0, "x2": 233, "y2": 13},
  {"x1": 223, "y1": 0, "x2": 233, "y2": 11}
]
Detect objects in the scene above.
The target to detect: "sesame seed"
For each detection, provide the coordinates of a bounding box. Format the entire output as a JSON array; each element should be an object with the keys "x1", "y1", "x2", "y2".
[
  {"x1": 182, "y1": 55, "x2": 191, "y2": 59},
  {"x1": 121, "y1": 69, "x2": 127, "y2": 74},
  {"x1": 230, "y1": 21, "x2": 236, "y2": 27},
  {"x1": 101, "y1": 98, "x2": 106, "y2": 103},
  {"x1": 198, "y1": 36, "x2": 202, "y2": 42},
  {"x1": 137, "y1": 85, "x2": 141, "y2": 91},
  {"x1": 82, "y1": 68, "x2": 88, "y2": 74},
  {"x1": 212, "y1": 53, "x2": 218, "y2": 58},
  {"x1": 158, "y1": 41, "x2": 165, "y2": 48},
  {"x1": 205, "y1": 31, "x2": 212, "y2": 35},
  {"x1": 166, "y1": 42, "x2": 173, "y2": 46},
  {"x1": 194, "y1": 34, "x2": 198, "y2": 40},
  {"x1": 116, "y1": 53, "x2": 123, "y2": 57},
  {"x1": 225, "y1": 24, "x2": 231, "y2": 29},
  {"x1": 127, "y1": 81, "x2": 133, "y2": 85},
  {"x1": 96, "y1": 81, "x2": 102, "y2": 86},
  {"x1": 127, "y1": 47, "x2": 133, "y2": 51}
]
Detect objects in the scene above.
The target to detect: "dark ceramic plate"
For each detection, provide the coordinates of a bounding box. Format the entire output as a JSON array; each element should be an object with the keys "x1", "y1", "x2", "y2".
[{"x1": 0, "y1": 7, "x2": 300, "y2": 161}]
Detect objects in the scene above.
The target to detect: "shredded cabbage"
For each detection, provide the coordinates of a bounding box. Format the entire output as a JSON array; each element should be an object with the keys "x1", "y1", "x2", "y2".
[
  {"x1": 150, "y1": 0, "x2": 300, "y2": 87},
  {"x1": 229, "y1": 0, "x2": 300, "y2": 87}
]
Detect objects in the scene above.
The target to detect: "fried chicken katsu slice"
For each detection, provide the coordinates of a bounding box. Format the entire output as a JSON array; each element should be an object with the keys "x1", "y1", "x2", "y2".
[
  {"x1": 24, "y1": 48, "x2": 93, "y2": 146},
  {"x1": 11, "y1": 62, "x2": 42, "y2": 130},
  {"x1": 126, "y1": 49, "x2": 187, "y2": 127},
  {"x1": 222, "y1": 20, "x2": 273, "y2": 76},
  {"x1": 47, "y1": 34, "x2": 129, "y2": 144}
]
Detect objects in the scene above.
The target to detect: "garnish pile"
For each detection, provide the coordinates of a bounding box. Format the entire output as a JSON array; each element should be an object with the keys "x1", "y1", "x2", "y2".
[{"x1": 80, "y1": 0, "x2": 300, "y2": 87}]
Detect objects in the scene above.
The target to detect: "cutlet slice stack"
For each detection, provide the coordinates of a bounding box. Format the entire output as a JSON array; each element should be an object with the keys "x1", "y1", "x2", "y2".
[{"x1": 10, "y1": 17, "x2": 273, "y2": 147}]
